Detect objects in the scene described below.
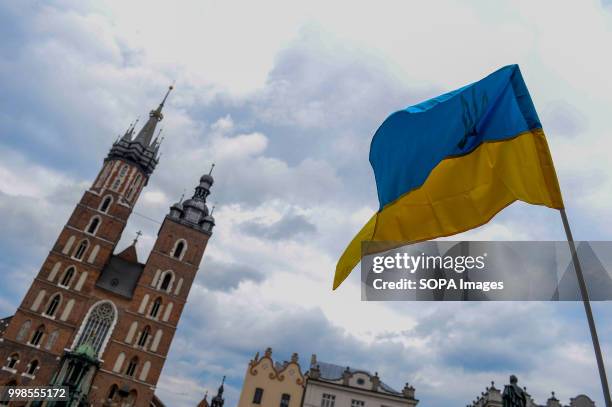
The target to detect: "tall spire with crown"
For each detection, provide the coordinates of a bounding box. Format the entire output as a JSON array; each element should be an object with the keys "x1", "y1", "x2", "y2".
[
  {"x1": 106, "y1": 86, "x2": 174, "y2": 177},
  {"x1": 210, "y1": 376, "x2": 225, "y2": 407},
  {"x1": 134, "y1": 85, "x2": 173, "y2": 146}
]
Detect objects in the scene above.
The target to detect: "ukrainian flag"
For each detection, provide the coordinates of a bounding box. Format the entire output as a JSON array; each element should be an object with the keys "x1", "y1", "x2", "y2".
[{"x1": 334, "y1": 65, "x2": 564, "y2": 289}]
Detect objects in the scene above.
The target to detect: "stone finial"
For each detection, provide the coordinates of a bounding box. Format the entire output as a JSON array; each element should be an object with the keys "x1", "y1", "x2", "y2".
[
  {"x1": 342, "y1": 366, "x2": 351, "y2": 385},
  {"x1": 371, "y1": 371, "x2": 380, "y2": 391},
  {"x1": 264, "y1": 347, "x2": 272, "y2": 358},
  {"x1": 291, "y1": 353, "x2": 298, "y2": 363},
  {"x1": 310, "y1": 354, "x2": 317, "y2": 366},
  {"x1": 309, "y1": 364, "x2": 321, "y2": 380},
  {"x1": 253, "y1": 351, "x2": 260, "y2": 362},
  {"x1": 403, "y1": 383, "x2": 416, "y2": 399},
  {"x1": 546, "y1": 391, "x2": 561, "y2": 407}
]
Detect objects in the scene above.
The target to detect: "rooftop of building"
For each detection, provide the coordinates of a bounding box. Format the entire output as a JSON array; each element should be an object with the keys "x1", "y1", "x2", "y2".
[
  {"x1": 311, "y1": 359, "x2": 402, "y2": 395},
  {"x1": 95, "y1": 243, "x2": 144, "y2": 299}
]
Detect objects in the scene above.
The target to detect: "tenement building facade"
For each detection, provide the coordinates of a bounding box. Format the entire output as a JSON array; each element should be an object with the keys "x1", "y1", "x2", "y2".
[
  {"x1": 237, "y1": 348, "x2": 418, "y2": 407},
  {"x1": 0, "y1": 87, "x2": 217, "y2": 406}
]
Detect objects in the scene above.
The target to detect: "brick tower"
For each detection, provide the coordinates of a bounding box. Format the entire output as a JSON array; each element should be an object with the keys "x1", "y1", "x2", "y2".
[{"x1": 0, "y1": 87, "x2": 216, "y2": 406}]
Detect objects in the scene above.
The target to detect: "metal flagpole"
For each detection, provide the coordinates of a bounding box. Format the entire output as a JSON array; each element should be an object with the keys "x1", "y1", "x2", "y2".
[{"x1": 559, "y1": 208, "x2": 611, "y2": 407}]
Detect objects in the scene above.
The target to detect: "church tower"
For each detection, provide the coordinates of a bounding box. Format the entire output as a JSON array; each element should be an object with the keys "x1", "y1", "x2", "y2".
[{"x1": 0, "y1": 87, "x2": 216, "y2": 406}]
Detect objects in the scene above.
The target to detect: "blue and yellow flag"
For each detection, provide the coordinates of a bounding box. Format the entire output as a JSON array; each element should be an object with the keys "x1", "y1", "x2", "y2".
[{"x1": 334, "y1": 65, "x2": 564, "y2": 289}]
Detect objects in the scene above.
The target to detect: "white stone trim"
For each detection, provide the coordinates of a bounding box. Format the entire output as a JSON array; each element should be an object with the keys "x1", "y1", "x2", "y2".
[
  {"x1": 62, "y1": 236, "x2": 75, "y2": 255},
  {"x1": 150, "y1": 330, "x2": 162, "y2": 353},
  {"x1": 87, "y1": 245, "x2": 100, "y2": 264},
  {"x1": 31, "y1": 290, "x2": 46, "y2": 312},
  {"x1": 60, "y1": 299, "x2": 75, "y2": 321},
  {"x1": 74, "y1": 272, "x2": 87, "y2": 292},
  {"x1": 162, "y1": 302, "x2": 173, "y2": 322},
  {"x1": 48, "y1": 262, "x2": 62, "y2": 282}
]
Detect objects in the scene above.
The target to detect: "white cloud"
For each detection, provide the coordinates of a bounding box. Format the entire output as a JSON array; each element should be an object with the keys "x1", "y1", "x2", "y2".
[{"x1": 1, "y1": 1, "x2": 612, "y2": 407}]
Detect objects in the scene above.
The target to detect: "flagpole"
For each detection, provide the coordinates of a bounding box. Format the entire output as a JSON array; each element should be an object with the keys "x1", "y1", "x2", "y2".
[{"x1": 559, "y1": 208, "x2": 611, "y2": 407}]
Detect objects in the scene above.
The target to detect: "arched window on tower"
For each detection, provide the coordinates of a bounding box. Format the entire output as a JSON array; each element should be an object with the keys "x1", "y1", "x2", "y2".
[
  {"x1": 171, "y1": 239, "x2": 186, "y2": 260},
  {"x1": 26, "y1": 360, "x2": 38, "y2": 376},
  {"x1": 73, "y1": 240, "x2": 89, "y2": 260},
  {"x1": 137, "y1": 326, "x2": 150, "y2": 348},
  {"x1": 99, "y1": 195, "x2": 113, "y2": 213},
  {"x1": 86, "y1": 216, "x2": 101, "y2": 235},
  {"x1": 107, "y1": 384, "x2": 118, "y2": 401},
  {"x1": 111, "y1": 164, "x2": 130, "y2": 191},
  {"x1": 125, "y1": 357, "x2": 138, "y2": 377},
  {"x1": 59, "y1": 266, "x2": 75, "y2": 288},
  {"x1": 73, "y1": 301, "x2": 116, "y2": 356},
  {"x1": 150, "y1": 298, "x2": 162, "y2": 318},
  {"x1": 95, "y1": 163, "x2": 111, "y2": 188},
  {"x1": 44, "y1": 294, "x2": 61, "y2": 317},
  {"x1": 126, "y1": 174, "x2": 142, "y2": 201},
  {"x1": 5, "y1": 353, "x2": 19, "y2": 369},
  {"x1": 159, "y1": 272, "x2": 173, "y2": 292},
  {"x1": 29, "y1": 325, "x2": 45, "y2": 346}
]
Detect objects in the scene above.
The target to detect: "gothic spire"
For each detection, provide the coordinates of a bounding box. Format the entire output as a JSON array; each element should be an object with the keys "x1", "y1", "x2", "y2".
[
  {"x1": 133, "y1": 85, "x2": 173, "y2": 147},
  {"x1": 210, "y1": 376, "x2": 225, "y2": 407},
  {"x1": 121, "y1": 118, "x2": 139, "y2": 141}
]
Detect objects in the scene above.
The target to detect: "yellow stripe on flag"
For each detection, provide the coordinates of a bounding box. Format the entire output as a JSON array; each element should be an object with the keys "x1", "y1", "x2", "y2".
[{"x1": 333, "y1": 129, "x2": 563, "y2": 289}]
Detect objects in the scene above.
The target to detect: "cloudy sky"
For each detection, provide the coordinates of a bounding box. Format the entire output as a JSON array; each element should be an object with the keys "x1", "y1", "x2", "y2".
[{"x1": 1, "y1": 0, "x2": 612, "y2": 406}]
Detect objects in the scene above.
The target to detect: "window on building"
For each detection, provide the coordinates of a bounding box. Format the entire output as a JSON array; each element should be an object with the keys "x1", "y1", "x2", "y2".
[
  {"x1": 29, "y1": 325, "x2": 45, "y2": 346},
  {"x1": 112, "y1": 164, "x2": 130, "y2": 191},
  {"x1": 6, "y1": 353, "x2": 19, "y2": 369},
  {"x1": 107, "y1": 384, "x2": 118, "y2": 400},
  {"x1": 99, "y1": 195, "x2": 113, "y2": 213},
  {"x1": 86, "y1": 216, "x2": 101, "y2": 235},
  {"x1": 45, "y1": 294, "x2": 61, "y2": 317},
  {"x1": 74, "y1": 301, "x2": 116, "y2": 356},
  {"x1": 137, "y1": 326, "x2": 150, "y2": 347},
  {"x1": 26, "y1": 360, "x2": 38, "y2": 375},
  {"x1": 96, "y1": 164, "x2": 111, "y2": 188},
  {"x1": 160, "y1": 272, "x2": 172, "y2": 291},
  {"x1": 280, "y1": 393, "x2": 291, "y2": 407},
  {"x1": 73, "y1": 240, "x2": 89, "y2": 260},
  {"x1": 60, "y1": 266, "x2": 75, "y2": 287},
  {"x1": 172, "y1": 240, "x2": 186, "y2": 259},
  {"x1": 321, "y1": 393, "x2": 336, "y2": 407},
  {"x1": 351, "y1": 400, "x2": 365, "y2": 407},
  {"x1": 150, "y1": 298, "x2": 162, "y2": 318},
  {"x1": 252, "y1": 388, "x2": 264, "y2": 404},
  {"x1": 125, "y1": 357, "x2": 138, "y2": 377},
  {"x1": 126, "y1": 174, "x2": 142, "y2": 201}
]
